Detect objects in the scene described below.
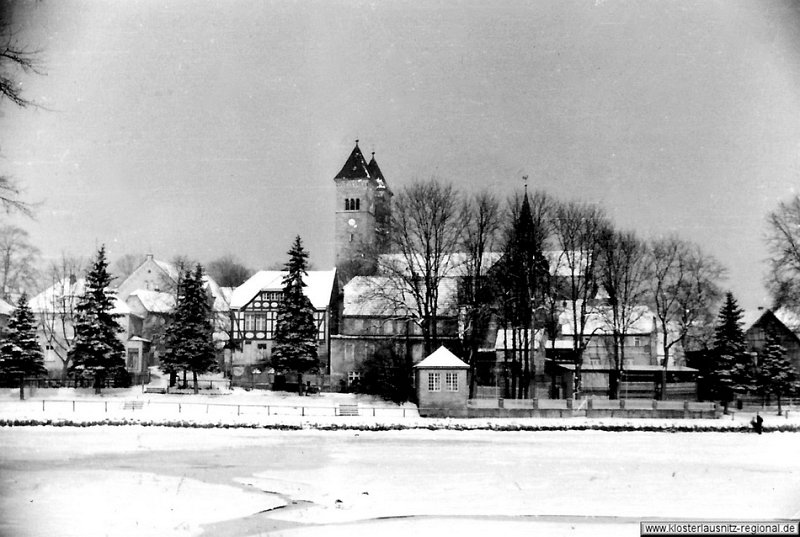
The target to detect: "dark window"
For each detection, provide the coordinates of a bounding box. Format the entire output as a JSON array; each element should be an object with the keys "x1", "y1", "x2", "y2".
[
  {"x1": 345, "y1": 199, "x2": 350, "y2": 211},
  {"x1": 355, "y1": 198, "x2": 360, "y2": 210}
]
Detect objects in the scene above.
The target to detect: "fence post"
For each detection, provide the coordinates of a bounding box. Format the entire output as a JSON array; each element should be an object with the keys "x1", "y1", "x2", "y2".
[
  {"x1": 302, "y1": 406, "x2": 305, "y2": 417},
  {"x1": 105, "y1": 401, "x2": 108, "y2": 413},
  {"x1": 267, "y1": 405, "x2": 270, "y2": 416},
  {"x1": 403, "y1": 408, "x2": 406, "y2": 418},
  {"x1": 72, "y1": 401, "x2": 75, "y2": 412},
  {"x1": 237, "y1": 405, "x2": 240, "y2": 416},
  {"x1": 42, "y1": 400, "x2": 45, "y2": 412},
  {"x1": 206, "y1": 404, "x2": 209, "y2": 414},
  {"x1": 373, "y1": 407, "x2": 376, "y2": 417},
  {"x1": 178, "y1": 403, "x2": 182, "y2": 413}
]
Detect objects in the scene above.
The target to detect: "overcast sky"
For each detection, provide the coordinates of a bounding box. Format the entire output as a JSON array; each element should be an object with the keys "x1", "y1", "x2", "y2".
[{"x1": 3, "y1": 0, "x2": 800, "y2": 309}]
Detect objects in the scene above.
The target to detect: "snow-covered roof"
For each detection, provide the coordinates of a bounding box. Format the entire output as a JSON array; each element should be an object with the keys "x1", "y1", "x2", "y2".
[
  {"x1": 414, "y1": 346, "x2": 469, "y2": 369},
  {"x1": 550, "y1": 362, "x2": 698, "y2": 373},
  {"x1": 378, "y1": 252, "x2": 502, "y2": 278},
  {"x1": 201, "y1": 275, "x2": 230, "y2": 312},
  {"x1": 559, "y1": 304, "x2": 655, "y2": 336},
  {"x1": 30, "y1": 277, "x2": 132, "y2": 316},
  {"x1": 128, "y1": 290, "x2": 176, "y2": 313},
  {"x1": 335, "y1": 143, "x2": 372, "y2": 180},
  {"x1": 154, "y1": 259, "x2": 180, "y2": 282},
  {"x1": 230, "y1": 269, "x2": 337, "y2": 310},
  {"x1": 494, "y1": 329, "x2": 544, "y2": 350},
  {"x1": 343, "y1": 276, "x2": 458, "y2": 317},
  {"x1": 218, "y1": 287, "x2": 235, "y2": 304},
  {"x1": 0, "y1": 297, "x2": 14, "y2": 316}
]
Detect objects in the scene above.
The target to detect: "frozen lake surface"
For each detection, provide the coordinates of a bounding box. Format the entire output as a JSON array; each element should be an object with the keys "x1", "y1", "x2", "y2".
[{"x1": 1, "y1": 427, "x2": 798, "y2": 536}]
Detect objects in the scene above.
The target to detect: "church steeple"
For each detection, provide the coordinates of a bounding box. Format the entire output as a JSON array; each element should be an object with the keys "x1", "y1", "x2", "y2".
[
  {"x1": 335, "y1": 141, "x2": 371, "y2": 180},
  {"x1": 367, "y1": 151, "x2": 391, "y2": 193}
]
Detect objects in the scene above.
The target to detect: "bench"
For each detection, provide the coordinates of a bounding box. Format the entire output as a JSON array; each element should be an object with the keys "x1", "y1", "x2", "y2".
[
  {"x1": 337, "y1": 404, "x2": 359, "y2": 417},
  {"x1": 144, "y1": 387, "x2": 167, "y2": 394},
  {"x1": 122, "y1": 401, "x2": 145, "y2": 410}
]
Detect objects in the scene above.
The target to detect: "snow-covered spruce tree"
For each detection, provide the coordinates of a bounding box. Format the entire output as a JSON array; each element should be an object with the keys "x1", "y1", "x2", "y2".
[
  {"x1": 161, "y1": 265, "x2": 217, "y2": 393},
  {"x1": 0, "y1": 292, "x2": 45, "y2": 399},
  {"x1": 68, "y1": 246, "x2": 126, "y2": 394},
  {"x1": 756, "y1": 330, "x2": 797, "y2": 415},
  {"x1": 708, "y1": 292, "x2": 753, "y2": 411},
  {"x1": 271, "y1": 236, "x2": 318, "y2": 394}
]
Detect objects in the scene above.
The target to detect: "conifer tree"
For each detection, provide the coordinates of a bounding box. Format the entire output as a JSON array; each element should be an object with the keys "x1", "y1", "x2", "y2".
[
  {"x1": 0, "y1": 292, "x2": 45, "y2": 399},
  {"x1": 756, "y1": 330, "x2": 797, "y2": 415},
  {"x1": 708, "y1": 292, "x2": 753, "y2": 410},
  {"x1": 68, "y1": 246, "x2": 126, "y2": 394},
  {"x1": 271, "y1": 236, "x2": 318, "y2": 393},
  {"x1": 161, "y1": 265, "x2": 217, "y2": 393}
]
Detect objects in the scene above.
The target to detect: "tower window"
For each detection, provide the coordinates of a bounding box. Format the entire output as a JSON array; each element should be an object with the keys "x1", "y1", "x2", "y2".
[
  {"x1": 355, "y1": 198, "x2": 360, "y2": 210},
  {"x1": 350, "y1": 233, "x2": 354, "y2": 242},
  {"x1": 345, "y1": 199, "x2": 350, "y2": 211}
]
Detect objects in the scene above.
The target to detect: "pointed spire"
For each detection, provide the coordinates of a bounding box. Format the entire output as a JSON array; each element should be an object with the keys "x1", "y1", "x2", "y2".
[
  {"x1": 334, "y1": 141, "x2": 371, "y2": 180},
  {"x1": 367, "y1": 152, "x2": 384, "y2": 181}
]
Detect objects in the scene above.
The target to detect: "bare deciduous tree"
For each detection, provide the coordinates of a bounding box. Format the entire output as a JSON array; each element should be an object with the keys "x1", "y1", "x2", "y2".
[
  {"x1": 372, "y1": 179, "x2": 466, "y2": 355},
  {"x1": 648, "y1": 236, "x2": 725, "y2": 399},
  {"x1": 32, "y1": 255, "x2": 86, "y2": 378},
  {"x1": 597, "y1": 229, "x2": 650, "y2": 399},
  {"x1": 207, "y1": 255, "x2": 253, "y2": 287},
  {"x1": 459, "y1": 190, "x2": 501, "y2": 397},
  {"x1": 766, "y1": 195, "x2": 800, "y2": 309},
  {"x1": 1, "y1": 9, "x2": 43, "y2": 216},
  {"x1": 0, "y1": 224, "x2": 39, "y2": 298},
  {"x1": 551, "y1": 200, "x2": 610, "y2": 396}
]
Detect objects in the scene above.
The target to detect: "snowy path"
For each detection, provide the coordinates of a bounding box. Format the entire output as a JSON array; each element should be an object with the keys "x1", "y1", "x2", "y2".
[{"x1": 1, "y1": 427, "x2": 798, "y2": 536}]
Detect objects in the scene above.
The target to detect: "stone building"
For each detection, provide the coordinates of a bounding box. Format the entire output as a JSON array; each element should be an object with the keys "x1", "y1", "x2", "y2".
[{"x1": 333, "y1": 141, "x2": 393, "y2": 281}]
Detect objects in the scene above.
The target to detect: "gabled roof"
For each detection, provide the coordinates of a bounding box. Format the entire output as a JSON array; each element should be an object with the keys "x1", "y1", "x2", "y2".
[
  {"x1": 494, "y1": 329, "x2": 545, "y2": 351},
  {"x1": 343, "y1": 275, "x2": 459, "y2": 317},
  {"x1": 414, "y1": 346, "x2": 469, "y2": 369},
  {"x1": 0, "y1": 297, "x2": 14, "y2": 316},
  {"x1": 744, "y1": 308, "x2": 800, "y2": 344},
  {"x1": 29, "y1": 277, "x2": 132, "y2": 316},
  {"x1": 334, "y1": 143, "x2": 371, "y2": 180},
  {"x1": 378, "y1": 252, "x2": 502, "y2": 278},
  {"x1": 559, "y1": 304, "x2": 655, "y2": 336},
  {"x1": 128, "y1": 290, "x2": 175, "y2": 313},
  {"x1": 154, "y1": 259, "x2": 180, "y2": 282},
  {"x1": 230, "y1": 269, "x2": 337, "y2": 310}
]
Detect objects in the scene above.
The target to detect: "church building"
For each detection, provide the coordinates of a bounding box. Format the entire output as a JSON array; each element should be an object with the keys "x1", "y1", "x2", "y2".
[{"x1": 333, "y1": 140, "x2": 393, "y2": 282}]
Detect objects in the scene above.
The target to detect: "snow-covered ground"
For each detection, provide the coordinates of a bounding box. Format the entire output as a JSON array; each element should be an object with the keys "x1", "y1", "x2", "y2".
[
  {"x1": 1, "y1": 427, "x2": 798, "y2": 537},
  {"x1": 2, "y1": 385, "x2": 799, "y2": 431}
]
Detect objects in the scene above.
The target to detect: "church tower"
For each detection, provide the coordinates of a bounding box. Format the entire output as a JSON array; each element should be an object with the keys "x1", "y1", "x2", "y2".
[{"x1": 333, "y1": 141, "x2": 392, "y2": 281}]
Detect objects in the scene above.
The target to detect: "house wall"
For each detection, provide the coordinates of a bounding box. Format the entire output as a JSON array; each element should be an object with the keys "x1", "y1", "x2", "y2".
[
  {"x1": 580, "y1": 335, "x2": 656, "y2": 367},
  {"x1": 329, "y1": 336, "x2": 428, "y2": 391},
  {"x1": 416, "y1": 367, "x2": 468, "y2": 416},
  {"x1": 746, "y1": 314, "x2": 800, "y2": 374}
]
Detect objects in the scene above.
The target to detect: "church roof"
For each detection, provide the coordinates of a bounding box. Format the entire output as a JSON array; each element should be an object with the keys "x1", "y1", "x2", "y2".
[
  {"x1": 368, "y1": 153, "x2": 391, "y2": 191},
  {"x1": 335, "y1": 142, "x2": 371, "y2": 180},
  {"x1": 414, "y1": 346, "x2": 469, "y2": 369}
]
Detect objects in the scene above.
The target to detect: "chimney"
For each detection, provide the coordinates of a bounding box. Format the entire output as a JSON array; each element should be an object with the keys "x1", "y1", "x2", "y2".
[{"x1": 146, "y1": 254, "x2": 154, "y2": 262}]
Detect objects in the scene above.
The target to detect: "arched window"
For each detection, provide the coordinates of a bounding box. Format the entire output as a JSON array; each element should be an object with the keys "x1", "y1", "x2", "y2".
[
  {"x1": 345, "y1": 199, "x2": 350, "y2": 211},
  {"x1": 355, "y1": 198, "x2": 360, "y2": 210}
]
